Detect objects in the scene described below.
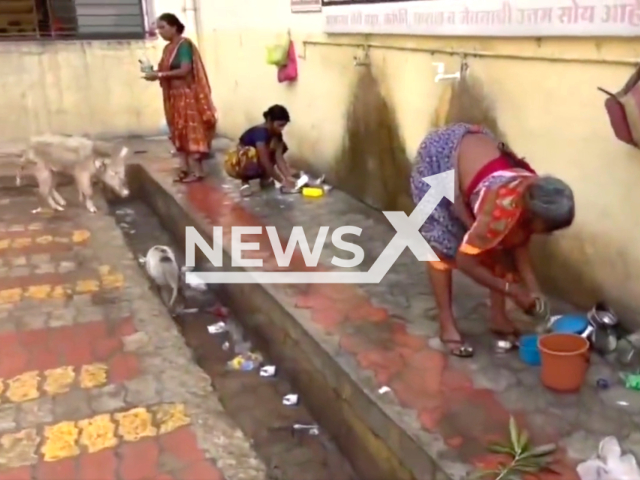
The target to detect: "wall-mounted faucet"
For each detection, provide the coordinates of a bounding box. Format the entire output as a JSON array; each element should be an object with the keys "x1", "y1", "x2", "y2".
[
  {"x1": 433, "y1": 58, "x2": 468, "y2": 82},
  {"x1": 433, "y1": 62, "x2": 459, "y2": 82}
]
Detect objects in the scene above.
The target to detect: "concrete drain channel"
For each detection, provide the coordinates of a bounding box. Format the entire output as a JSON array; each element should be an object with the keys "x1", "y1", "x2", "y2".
[{"x1": 107, "y1": 195, "x2": 360, "y2": 480}]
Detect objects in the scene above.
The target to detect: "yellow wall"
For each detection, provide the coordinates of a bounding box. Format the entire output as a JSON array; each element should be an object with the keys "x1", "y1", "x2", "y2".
[
  {"x1": 0, "y1": 39, "x2": 166, "y2": 145},
  {"x1": 0, "y1": 0, "x2": 199, "y2": 147},
  {"x1": 200, "y1": 0, "x2": 640, "y2": 325}
]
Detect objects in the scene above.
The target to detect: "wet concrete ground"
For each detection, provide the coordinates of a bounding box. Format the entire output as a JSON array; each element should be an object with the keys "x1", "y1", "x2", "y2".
[
  {"x1": 110, "y1": 200, "x2": 359, "y2": 480},
  {"x1": 131, "y1": 141, "x2": 640, "y2": 480}
]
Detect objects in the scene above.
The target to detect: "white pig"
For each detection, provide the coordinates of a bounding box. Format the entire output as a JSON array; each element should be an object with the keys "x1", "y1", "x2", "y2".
[{"x1": 16, "y1": 134, "x2": 130, "y2": 214}]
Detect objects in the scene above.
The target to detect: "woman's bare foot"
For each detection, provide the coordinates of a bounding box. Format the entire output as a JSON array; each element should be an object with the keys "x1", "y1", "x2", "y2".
[
  {"x1": 489, "y1": 312, "x2": 521, "y2": 345},
  {"x1": 427, "y1": 265, "x2": 473, "y2": 357},
  {"x1": 489, "y1": 291, "x2": 521, "y2": 344}
]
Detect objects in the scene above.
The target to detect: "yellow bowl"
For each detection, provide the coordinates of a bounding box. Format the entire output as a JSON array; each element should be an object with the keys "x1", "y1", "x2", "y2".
[{"x1": 301, "y1": 187, "x2": 324, "y2": 198}]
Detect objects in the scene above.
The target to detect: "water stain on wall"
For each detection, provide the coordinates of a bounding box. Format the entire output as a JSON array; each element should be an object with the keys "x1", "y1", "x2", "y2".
[
  {"x1": 329, "y1": 67, "x2": 507, "y2": 215},
  {"x1": 444, "y1": 72, "x2": 506, "y2": 142},
  {"x1": 332, "y1": 67, "x2": 414, "y2": 215}
]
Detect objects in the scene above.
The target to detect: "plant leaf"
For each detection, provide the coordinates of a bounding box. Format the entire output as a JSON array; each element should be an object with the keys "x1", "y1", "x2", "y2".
[
  {"x1": 520, "y1": 443, "x2": 557, "y2": 458},
  {"x1": 508, "y1": 416, "x2": 519, "y2": 450},
  {"x1": 488, "y1": 444, "x2": 515, "y2": 455},
  {"x1": 513, "y1": 463, "x2": 541, "y2": 473},
  {"x1": 489, "y1": 441, "x2": 511, "y2": 449},
  {"x1": 500, "y1": 473, "x2": 519, "y2": 480},
  {"x1": 514, "y1": 459, "x2": 547, "y2": 471},
  {"x1": 468, "y1": 470, "x2": 499, "y2": 479},
  {"x1": 517, "y1": 429, "x2": 529, "y2": 453},
  {"x1": 519, "y1": 452, "x2": 551, "y2": 463}
]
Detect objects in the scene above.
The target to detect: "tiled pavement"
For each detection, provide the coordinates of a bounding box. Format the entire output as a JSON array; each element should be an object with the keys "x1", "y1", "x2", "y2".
[
  {"x1": 0, "y1": 187, "x2": 266, "y2": 480},
  {"x1": 140, "y1": 142, "x2": 640, "y2": 480}
]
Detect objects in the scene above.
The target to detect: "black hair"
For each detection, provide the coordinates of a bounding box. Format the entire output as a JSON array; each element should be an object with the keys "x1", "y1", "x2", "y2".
[
  {"x1": 158, "y1": 13, "x2": 185, "y2": 34},
  {"x1": 263, "y1": 105, "x2": 290, "y2": 123}
]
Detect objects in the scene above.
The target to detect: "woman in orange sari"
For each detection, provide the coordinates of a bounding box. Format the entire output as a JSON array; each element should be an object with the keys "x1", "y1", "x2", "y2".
[
  {"x1": 144, "y1": 13, "x2": 217, "y2": 183},
  {"x1": 411, "y1": 123, "x2": 575, "y2": 357}
]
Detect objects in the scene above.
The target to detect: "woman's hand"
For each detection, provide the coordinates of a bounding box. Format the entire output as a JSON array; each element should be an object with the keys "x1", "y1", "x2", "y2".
[
  {"x1": 143, "y1": 71, "x2": 159, "y2": 81},
  {"x1": 509, "y1": 283, "x2": 537, "y2": 312},
  {"x1": 282, "y1": 177, "x2": 296, "y2": 189}
]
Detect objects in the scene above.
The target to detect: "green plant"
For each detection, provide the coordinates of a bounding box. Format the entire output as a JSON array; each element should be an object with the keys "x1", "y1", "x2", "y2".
[{"x1": 471, "y1": 416, "x2": 558, "y2": 480}]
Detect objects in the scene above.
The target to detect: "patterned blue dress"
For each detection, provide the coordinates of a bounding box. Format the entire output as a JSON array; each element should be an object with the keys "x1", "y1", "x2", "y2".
[{"x1": 409, "y1": 123, "x2": 495, "y2": 261}]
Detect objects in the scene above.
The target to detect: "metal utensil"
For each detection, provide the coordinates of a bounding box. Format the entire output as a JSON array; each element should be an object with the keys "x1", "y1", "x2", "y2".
[
  {"x1": 616, "y1": 337, "x2": 638, "y2": 365},
  {"x1": 495, "y1": 339, "x2": 514, "y2": 353},
  {"x1": 588, "y1": 302, "x2": 618, "y2": 327},
  {"x1": 546, "y1": 315, "x2": 563, "y2": 331},
  {"x1": 593, "y1": 326, "x2": 618, "y2": 355},
  {"x1": 294, "y1": 174, "x2": 310, "y2": 191},
  {"x1": 581, "y1": 325, "x2": 595, "y2": 341}
]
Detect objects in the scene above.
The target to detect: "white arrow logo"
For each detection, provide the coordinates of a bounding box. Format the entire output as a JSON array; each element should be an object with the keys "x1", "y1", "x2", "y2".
[{"x1": 190, "y1": 170, "x2": 455, "y2": 284}]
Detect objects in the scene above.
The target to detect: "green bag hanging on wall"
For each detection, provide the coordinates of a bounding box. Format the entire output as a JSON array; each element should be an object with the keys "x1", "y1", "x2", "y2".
[{"x1": 266, "y1": 34, "x2": 291, "y2": 67}]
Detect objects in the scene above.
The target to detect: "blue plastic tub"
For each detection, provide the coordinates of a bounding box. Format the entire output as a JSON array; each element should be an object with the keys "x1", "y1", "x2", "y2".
[
  {"x1": 550, "y1": 314, "x2": 589, "y2": 335},
  {"x1": 519, "y1": 334, "x2": 541, "y2": 366}
]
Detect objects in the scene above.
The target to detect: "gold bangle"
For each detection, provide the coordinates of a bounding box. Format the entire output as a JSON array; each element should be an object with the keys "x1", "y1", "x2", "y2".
[{"x1": 504, "y1": 282, "x2": 511, "y2": 294}]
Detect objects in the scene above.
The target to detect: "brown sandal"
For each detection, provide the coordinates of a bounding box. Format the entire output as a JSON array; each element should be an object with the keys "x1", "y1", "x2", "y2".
[{"x1": 439, "y1": 337, "x2": 474, "y2": 358}]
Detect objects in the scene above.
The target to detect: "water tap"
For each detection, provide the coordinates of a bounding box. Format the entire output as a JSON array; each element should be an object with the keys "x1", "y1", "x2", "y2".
[{"x1": 433, "y1": 62, "x2": 460, "y2": 83}]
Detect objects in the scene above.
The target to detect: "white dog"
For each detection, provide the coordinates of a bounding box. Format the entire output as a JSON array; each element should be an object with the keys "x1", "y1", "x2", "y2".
[{"x1": 145, "y1": 245, "x2": 182, "y2": 311}]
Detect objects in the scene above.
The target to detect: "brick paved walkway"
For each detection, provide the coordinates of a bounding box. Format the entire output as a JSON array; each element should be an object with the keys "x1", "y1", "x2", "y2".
[{"x1": 0, "y1": 188, "x2": 266, "y2": 480}]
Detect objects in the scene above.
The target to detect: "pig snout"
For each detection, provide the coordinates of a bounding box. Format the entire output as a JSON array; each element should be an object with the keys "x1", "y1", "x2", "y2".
[
  {"x1": 102, "y1": 171, "x2": 129, "y2": 197},
  {"x1": 109, "y1": 182, "x2": 129, "y2": 198}
]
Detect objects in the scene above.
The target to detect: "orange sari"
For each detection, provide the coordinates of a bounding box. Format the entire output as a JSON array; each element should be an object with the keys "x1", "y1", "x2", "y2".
[
  {"x1": 158, "y1": 38, "x2": 216, "y2": 158},
  {"x1": 431, "y1": 172, "x2": 536, "y2": 282},
  {"x1": 462, "y1": 174, "x2": 536, "y2": 281}
]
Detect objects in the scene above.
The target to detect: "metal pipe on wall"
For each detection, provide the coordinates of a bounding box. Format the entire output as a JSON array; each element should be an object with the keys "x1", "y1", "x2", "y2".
[
  {"x1": 298, "y1": 39, "x2": 639, "y2": 66},
  {"x1": 181, "y1": 0, "x2": 205, "y2": 56},
  {"x1": 192, "y1": 0, "x2": 206, "y2": 56}
]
